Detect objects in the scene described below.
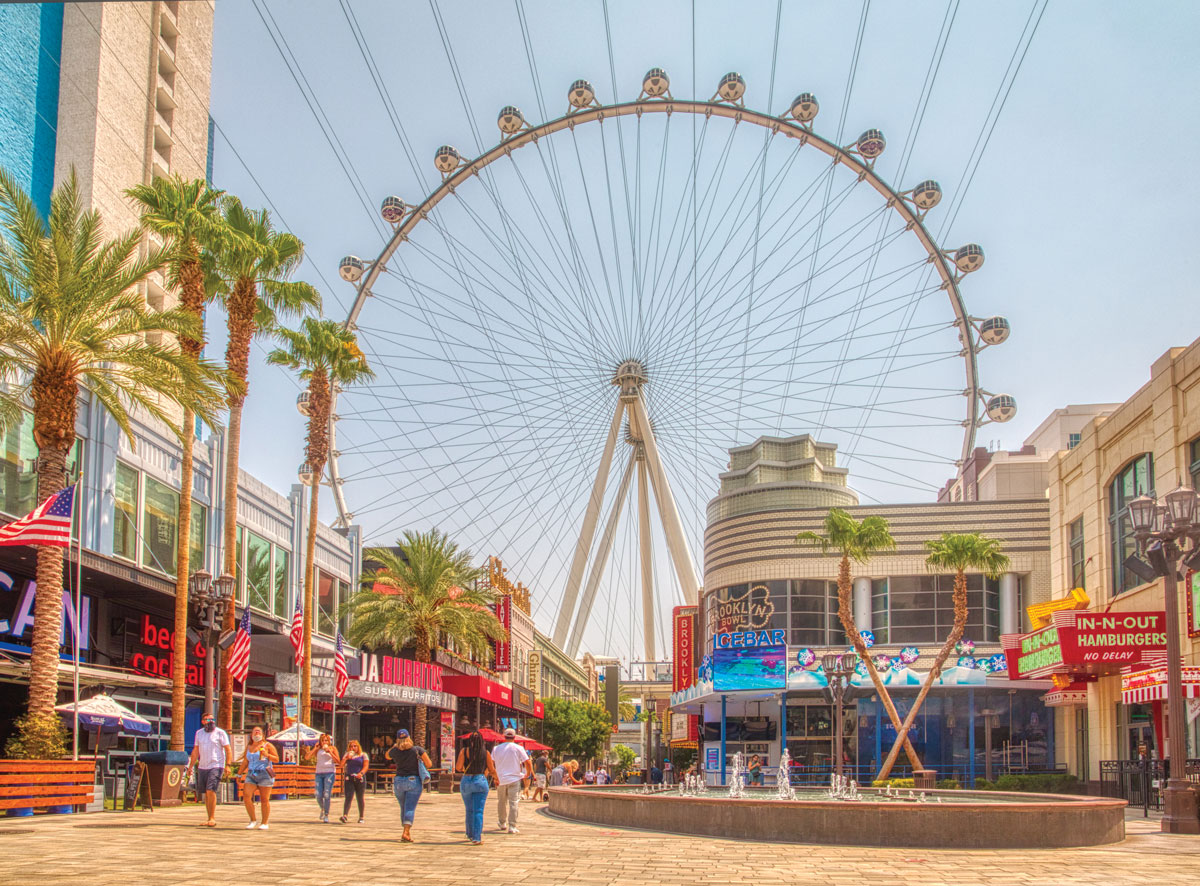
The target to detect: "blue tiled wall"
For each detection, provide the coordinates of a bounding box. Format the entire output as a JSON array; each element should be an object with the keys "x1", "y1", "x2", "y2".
[{"x1": 0, "y1": 3, "x2": 63, "y2": 217}]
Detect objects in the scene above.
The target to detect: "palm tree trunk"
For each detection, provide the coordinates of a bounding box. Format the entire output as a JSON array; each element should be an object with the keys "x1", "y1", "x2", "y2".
[
  {"x1": 300, "y1": 478, "x2": 318, "y2": 725},
  {"x1": 876, "y1": 568, "x2": 969, "y2": 781},
  {"x1": 217, "y1": 400, "x2": 243, "y2": 730},
  {"x1": 414, "y1": 638, "x2": 431, "y2": 750},
  {"x1": 171, "y1": 252, "x2": 203, "y2": 750},
  {"x1": 171, "y1": 411, "x2": 194, "y2": 750},
  {"x1": 834, "y1": 555, "x2": 924, "y2": 772},
  {"x1": 23, "y1": 360, "x2": 77, "y2": 756},
  {"x1": 27, "y1": 446, "x2": 69, "y2": 727}
]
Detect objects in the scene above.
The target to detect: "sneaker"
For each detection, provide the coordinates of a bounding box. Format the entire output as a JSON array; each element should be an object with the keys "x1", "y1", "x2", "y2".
[
  {"x1": 258, "y1": 823, "x2": 269, "y2": 830},
  {"x1": 339, "y1": 815, "x2": 348, "y2": 823},
  {"x1": 246, "y1": 821, "x2": 258, "y2": 829},
  {"x1": 357, "y1": 819, "x2": 364, "y2": 824},
  {"x1": 322, "y1": 815, "x2": 329, "y2": 823},
  {"x1": 508, "y1": 826, "x2": 520, "y2": 834}
]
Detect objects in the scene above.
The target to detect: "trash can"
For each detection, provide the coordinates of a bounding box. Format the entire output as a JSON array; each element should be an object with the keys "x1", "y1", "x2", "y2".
[
  {"x1": 913, "y1": 770, "x2": 938, "y2": 790},
  {"x1": 140, "y1": 750, "x2": 189, "y2": 807}
]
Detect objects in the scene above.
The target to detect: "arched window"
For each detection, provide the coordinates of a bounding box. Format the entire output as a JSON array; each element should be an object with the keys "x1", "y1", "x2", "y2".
[{"x1": 1109, "y1": 453, "x2": 1154, "y2": 595}]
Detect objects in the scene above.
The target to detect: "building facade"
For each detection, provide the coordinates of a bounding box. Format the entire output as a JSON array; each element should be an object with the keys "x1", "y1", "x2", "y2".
[
  {"x1": 1047, "y1": 339, "x2": 1200, "y2": 789},
  {"x1": 674, "y1": 434, "x2": 1057, "y2": 785}
]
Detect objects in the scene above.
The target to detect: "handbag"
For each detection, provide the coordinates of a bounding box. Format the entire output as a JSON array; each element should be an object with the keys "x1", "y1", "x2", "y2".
[{"x1": 418, "y1": 757, "x2": 431, "y2": 785}]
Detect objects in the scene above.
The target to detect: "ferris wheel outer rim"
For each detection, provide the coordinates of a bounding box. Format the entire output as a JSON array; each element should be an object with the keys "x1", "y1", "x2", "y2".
[{"x1": 327, "y1": 97, "x2": 984, "y2": 530}]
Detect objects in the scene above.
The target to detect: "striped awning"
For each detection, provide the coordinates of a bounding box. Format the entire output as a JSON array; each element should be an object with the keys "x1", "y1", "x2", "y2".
[{"x1": 1121, "y1": 660, "x2": 1200, "y2": 705}]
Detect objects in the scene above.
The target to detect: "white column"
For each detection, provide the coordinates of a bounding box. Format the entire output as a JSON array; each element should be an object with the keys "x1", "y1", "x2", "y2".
[
  {"x1": 554, "y1": 399, "x2": 625, "y2": 647},
  {"x1": 566, "y1": 451, "x2": 636, "y2": 657},
  {"x1": 628, "y1": 394, "x2": 700, "y2": 603},
  {"x1": 999, "y1": 573, "x2": 1020, "y2": 635},
  {"x1": 853, "y1": 577, "x2": 872, "y2": 632},
  {"x1": 638, "y1": 455, "x2": 655, "y2": 662}
]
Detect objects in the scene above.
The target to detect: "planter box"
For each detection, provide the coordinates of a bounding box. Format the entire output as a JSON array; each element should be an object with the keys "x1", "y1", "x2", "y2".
[{"x1": 0, "y1": 760, "x2": 95, "y2": 815}]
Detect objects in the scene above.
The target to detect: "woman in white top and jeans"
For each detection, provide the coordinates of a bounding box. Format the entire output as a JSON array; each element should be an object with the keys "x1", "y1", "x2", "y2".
[{"x1": 306, "y1": 734, "x2": 341, "y2": 823}]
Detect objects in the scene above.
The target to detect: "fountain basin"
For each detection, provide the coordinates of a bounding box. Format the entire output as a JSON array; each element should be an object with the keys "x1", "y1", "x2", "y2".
[{"x1": 546, "y1": 786, "x2": 1126, "y2": 848}]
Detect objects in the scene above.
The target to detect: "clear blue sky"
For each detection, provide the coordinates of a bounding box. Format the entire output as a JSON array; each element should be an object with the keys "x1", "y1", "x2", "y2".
[{"x1": 209, "y1": 1, "x2": 1200, "y2": 659}]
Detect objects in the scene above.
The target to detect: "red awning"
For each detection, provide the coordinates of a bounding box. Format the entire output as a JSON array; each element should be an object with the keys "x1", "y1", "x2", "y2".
[
  {"x1": 442, "y1": 674, "x2": 513, "y2": 708},
  {"x1": 519, "y1": 739, "x2": 552, "y2": 751},
  {"x1": 475, "y1": 727, "x2": 507, "y2": 742}
]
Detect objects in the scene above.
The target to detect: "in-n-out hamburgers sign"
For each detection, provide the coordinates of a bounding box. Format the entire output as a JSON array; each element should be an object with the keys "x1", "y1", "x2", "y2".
[{"x1": 1003, "y1": 610, "x2": 1167, "y2": 680}]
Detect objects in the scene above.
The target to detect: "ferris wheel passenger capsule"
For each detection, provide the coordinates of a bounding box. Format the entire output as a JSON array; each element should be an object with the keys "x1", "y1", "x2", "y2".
[
  {"x1": 434, "y1": 145, "x2": 462, "y2": 174},
  {"x1": 642, "y1": 67, "x2": 670, "y2": 97},
  {"x1": 498, "y1": 106, "x2": 525, "y2": 134},
  {"x1": 790, "y1": 93, "x2": 819, "y2": 123},
  {"x1": 986, "y1": 394, "x2": 1017, "y2": 423},
  {"x1": 338, "y1": 255, "x2": 364, "y2": 283},
  {"x1": 568, "y1": 79, "x2": 596, "y2": 108},
  {"x1": 717, "y1": 72, "x2": 745, "y2": 102},
  {"x1": 979, "y1": 316, "x2": 1011, "y2": 346},
  {"x1": 953, "y1": 244, "x2": 985, "y2": 274},
  {"x1": 912, "y1": 180, "x2": 942, "y2": 211},
  {"x1": 380, "y1": 196, "x2": 407, "y2": 224},
  {"x1": 856, "y1": 129, "x2": 886, "y2": 159}
]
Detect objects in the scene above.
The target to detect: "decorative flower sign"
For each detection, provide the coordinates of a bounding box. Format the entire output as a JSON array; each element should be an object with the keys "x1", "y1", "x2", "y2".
[
  {"x1": 859, "y1": 630, "x2": 876, "y2": 649},
  {"x1": 796, "y1": 648, "x2": 817, "y2": 668},
  {"x1": 890, "y1": 656, "x2": 905, "y2": 672},
  {"x1": 957, "y1": 656, "x2": 978, "y2": 669},
  {"x1": 873, "y1": 653, "x2": 892, "y2": 671},
  {"x1": 989, "y1": 653, "x2": 1007, "y2": 672},
  {"x1": 955, "y1": 638, "x2": 975, "y2": 655},
  {"x1": 899, "y1": 647, "x2": 921, "y2": 665}
]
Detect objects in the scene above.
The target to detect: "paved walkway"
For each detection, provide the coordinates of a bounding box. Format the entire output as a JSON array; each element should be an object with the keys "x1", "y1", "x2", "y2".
[{"x1": 5, "y1": 793, "x2": 1200, "y2": 885}]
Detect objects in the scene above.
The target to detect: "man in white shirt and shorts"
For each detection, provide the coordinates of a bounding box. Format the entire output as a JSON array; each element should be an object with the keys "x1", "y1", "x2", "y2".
[
  {"x1": 185, "y1": 712, "x2": 232, "y2": 827},
  {"x1": 491, "y1": 728, "x2": 532, "y2": 834}
]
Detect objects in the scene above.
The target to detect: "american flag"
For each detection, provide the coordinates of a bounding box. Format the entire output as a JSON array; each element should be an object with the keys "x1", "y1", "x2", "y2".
[
  {"x1": 334, "y1": 632, "x2": 349, "y2": 698},
  {"x1": 289, "y1": 600, "x2": 304, "y2": 667},
  {"x1": 228, "y1": 608, "x2": 252, "y2": 684},
  {"x1": 0, "y1": 485, "x2": 75, "y2": 547}
]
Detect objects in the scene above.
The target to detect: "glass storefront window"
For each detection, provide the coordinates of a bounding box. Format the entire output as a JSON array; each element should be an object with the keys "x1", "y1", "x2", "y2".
[
  {"x1": 871, "y1": 578, "x2": 889, "y2": 644},
  {"x1": 244, "y1": 530, "x2": 272, "y2": 614},
  {"x1": 142, "y1": 476, "x2": 179, "y2": 575},
  {"x1": 113, "y1": 462, "x2": 139, "y2": 562},
  {"x1": 317, "y1": 569, "x2": 335, "y2": 637},
  {"x1": 0, "y1": 411, "x2": 38, "y2": 518},
  {"x1": 189, "y1": 503, "x2": 207, "y2": 573},
  {"x1": 1110, "y1": 453, "x2": 1154, "y2": 596},
  {"x1": 274, "y1": 547, "x2": 290, "y2": 616},
  {"x1": 1069, "y1": 517, "x2": 1085, "y2": 590}
]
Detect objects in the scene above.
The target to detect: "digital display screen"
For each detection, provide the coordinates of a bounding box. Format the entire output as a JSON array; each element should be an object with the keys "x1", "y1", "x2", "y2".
[{"x1": 712, "y1": 643, "x2": 787, "y2": 691}]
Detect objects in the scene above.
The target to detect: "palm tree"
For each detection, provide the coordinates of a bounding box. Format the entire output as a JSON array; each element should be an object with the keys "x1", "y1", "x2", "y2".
[
  {"x1": 126, "y1": 175, "x2": 226, "y2": 752},
  {"x1": 214, "y1": 198, "x2": 319, "y2": 729},
  {"x1": 0, "y1": 168, "x2": 227, "y2": 757},
  {"x1": 344, "y1": 531, "x2": 506, "y2": 748},
  {"x1": 797, "y1": 508, "x2": 924, "y2": 772},
  {"x1": 876, "y1": 532, "x2": 1010, "y2": 780},
  {"x1": 267, "y1": 317, "x2": 373, "y2": 723}
]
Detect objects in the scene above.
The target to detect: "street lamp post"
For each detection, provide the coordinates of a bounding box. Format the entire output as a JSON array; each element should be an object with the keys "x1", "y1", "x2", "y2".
[
  {"x1": 822, "y1": 652, "x2": 856, "y2": 783},
  {"x1": 190, "y1": 570, "x2": 236, "y2": 720},
  {"x1": 1127, "y1": 484, "x2": 1200, "y2": 835}
]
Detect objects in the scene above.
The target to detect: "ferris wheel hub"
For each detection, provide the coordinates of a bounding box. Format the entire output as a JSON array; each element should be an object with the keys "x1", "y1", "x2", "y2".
[{"x1": 612, "y1": 359, "x2": 648, "y2": 400}]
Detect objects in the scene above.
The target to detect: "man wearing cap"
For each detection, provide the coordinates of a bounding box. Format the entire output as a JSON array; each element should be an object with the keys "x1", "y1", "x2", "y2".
[
  {"x1": 184, "y1": 713, "x2": 232, "y2": 827},
  {"x1": 491, "y1": 727, "x2": 532, "y2": 834}
]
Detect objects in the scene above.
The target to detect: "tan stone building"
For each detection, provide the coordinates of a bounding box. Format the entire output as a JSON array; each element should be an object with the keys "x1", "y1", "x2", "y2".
[{"x1": 1047, "y1": 337, "x2": 1200, "y2": 787}]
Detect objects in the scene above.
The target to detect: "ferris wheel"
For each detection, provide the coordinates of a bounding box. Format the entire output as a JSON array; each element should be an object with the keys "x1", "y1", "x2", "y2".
[{"x1": 324, "y1": 66, "x2": 1016, "y2": 663}]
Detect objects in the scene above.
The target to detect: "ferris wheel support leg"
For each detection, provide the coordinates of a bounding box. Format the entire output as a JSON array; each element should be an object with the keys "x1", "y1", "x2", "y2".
[
  {"x1": 566, "y1": 452, "x2": 636, "y2": 657},
  {"x1": 553, "y1": 398, "x2": 626, "y2": 648},
  {"x1": 637, "y1": 454, "x2": 656, "y2": 662},
  {"x1": 629, "y1": 395, "x2": 700, "y2": 604}
]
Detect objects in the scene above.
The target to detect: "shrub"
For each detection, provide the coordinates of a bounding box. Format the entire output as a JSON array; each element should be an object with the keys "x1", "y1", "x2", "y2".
[
  {"x1": 974, "y1": 774, "x2": 1079, "y2": 793},
  {"x1": 871, "y1": 778, "x2": 914, "y2": 788},
  {"x1": 936, "y1": 778, "x2": 960, "y2": 789},
  {"x1": 5, "y1": 713, "x2": 68, "y2": 759}
]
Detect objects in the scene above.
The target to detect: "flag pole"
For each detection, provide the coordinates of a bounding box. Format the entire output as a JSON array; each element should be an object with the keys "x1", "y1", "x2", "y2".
[{"x1": 72, "y1": 473, "x2": 84, "y2": 762}]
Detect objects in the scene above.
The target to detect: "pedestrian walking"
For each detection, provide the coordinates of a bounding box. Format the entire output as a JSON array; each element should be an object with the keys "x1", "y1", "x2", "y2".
[
  {"x1": 304, "y1": 733, "x2": 340, "y2": 823},
  {"x1": 492, "y1": 728, "x2": 532, "y2": 834},
  {"x1": 340, "y1": 739, "x2": 370, "y2": 823},
  {"x1": 595, "y1": 766, "x2": 609, "y2": 786},
  {"x1": 663, "y1": 758, "x2": 673, "y2": 785},
  {"x1": 532, "y1": 751, "x2": 550, "y2": 800},
  {"x1": 236, "y1": 725, "x2": 278, "y2": 830},
  {"x1": 584, "y1": 766, "x2": 595, "y2": 784},
  {"x1": 456, "y1": 730, "x2": 497, "y2": 845},
  {"x1": 387, "y1": 728, "x2": 432, "y2": 843},
  {"x1": 184, "y1": 713, "x2": 231, "y2": 828}
]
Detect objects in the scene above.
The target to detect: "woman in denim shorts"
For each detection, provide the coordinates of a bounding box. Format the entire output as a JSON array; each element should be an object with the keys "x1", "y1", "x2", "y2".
[{"x1": 237, "y1": 726, "x2": 279, "y2": 830}]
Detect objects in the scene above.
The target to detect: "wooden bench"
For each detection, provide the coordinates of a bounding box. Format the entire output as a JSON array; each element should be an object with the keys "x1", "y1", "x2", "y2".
[{"x1": 0, "y1": 760, "x2": 94, "y2": 813}]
